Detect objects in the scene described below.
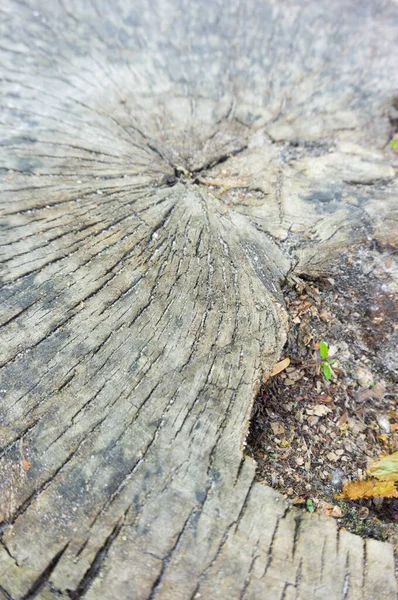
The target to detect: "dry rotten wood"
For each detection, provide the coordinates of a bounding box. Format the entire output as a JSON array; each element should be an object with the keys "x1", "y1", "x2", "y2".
[{"x1": 0, "y1": 0, "x2": 397, "y2": 598}]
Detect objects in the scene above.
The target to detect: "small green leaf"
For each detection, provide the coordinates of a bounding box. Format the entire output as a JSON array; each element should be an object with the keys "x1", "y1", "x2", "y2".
[
  {"x1": 390, "y1": 140, "x2": 398, "y2": 149},
  {"x1": 306, "y1": 499, "x2": 315, "y2": 513},
  {"x1": 322, "y1": 363, "x2": 332, "y2": 380},
  {"x1": 319, "y1": 341, "x2": 329, "y2": 360}
]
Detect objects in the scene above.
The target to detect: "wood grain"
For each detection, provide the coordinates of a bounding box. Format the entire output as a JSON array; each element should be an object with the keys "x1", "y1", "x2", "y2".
[{"x1": 0, "y1": 0, "x2": 397, "y2": 597}]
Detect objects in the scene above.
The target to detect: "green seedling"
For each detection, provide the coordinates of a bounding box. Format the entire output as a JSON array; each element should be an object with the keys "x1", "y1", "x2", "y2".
[
  {"x1": 390, "y1": 140, "x2": 398, "y2": 149},
  {"x1": 306, "y1": 498, "x2": 315, "y2": 513},
  {"x1": 319, "y1": 341, "x2": 336, "y2": 380}
]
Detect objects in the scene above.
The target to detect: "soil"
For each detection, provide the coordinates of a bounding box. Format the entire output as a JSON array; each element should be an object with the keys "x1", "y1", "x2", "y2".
[{"x1": 247, "y1": 243, "x2": 398, "y2": 555}]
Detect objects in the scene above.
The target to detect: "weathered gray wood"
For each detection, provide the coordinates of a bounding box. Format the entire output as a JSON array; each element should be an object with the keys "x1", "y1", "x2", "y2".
[{"x1": 0, "y1": 0, "x2": 397, "y2": 598}]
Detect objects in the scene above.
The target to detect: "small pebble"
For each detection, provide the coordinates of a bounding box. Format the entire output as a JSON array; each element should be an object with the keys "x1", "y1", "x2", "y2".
[
  {"x1": 332, "y1": 506, "x2": 344, "y2": 518},
  {"x1": 331, "y1": 469, "x2": 345, "y2": 488},
  {"x1": 376, "y1": 414, "x2": 390, "y2": 434},
  {"x1": 353, "y1": 366, "x2": 374, "y2": 387}
]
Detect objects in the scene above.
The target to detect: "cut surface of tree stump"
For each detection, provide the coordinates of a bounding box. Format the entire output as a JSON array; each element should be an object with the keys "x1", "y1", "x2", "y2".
[{"x1": 0, "y1": 0, "x2": 397, "y2": 598}]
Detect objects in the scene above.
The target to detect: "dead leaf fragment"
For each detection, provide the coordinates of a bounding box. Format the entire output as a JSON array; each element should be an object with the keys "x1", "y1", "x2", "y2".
[
  {"x1": 336, "y1": 478, "x2": 398, "y2": 500},
  {"x1": 356, "y1": 382, "x2": 385, "y2": 402},
  {"x1": 317, "y1": 501, "x2": 334, "y2": 516},
  {"x1": 22, "y1": 459, "x2": 31, "y2": 472},
  {"x1": 368, "y1": 451, "x2": 398, "y2": 482},
  {"x1": 292, "y1": 496, "x2": 306, "y2": 505},
  {"x1": 376, "y1": 414, "x2": 390, "y2": 434},
  {"x1": 317, "y1": 395, "x2": 333, "y2": 403},
  {"x1": 307, "y1": 405, "x2": 330, "y2": 417},
  {"x1": 270, "y1": 422, "x2": 285, "y2": 436},
  {"x1": 352, "y1": 366, "x2": 374, "y2": 388},
  {"x1": 337, "y1": 410, "x2": 348, "y2": 428},
  {"x1": 269, "y1": 358, "x2": 290, "y2": 377},
  {"x1": 327, "y1": 452, "x2": 338, "y2": 462}
]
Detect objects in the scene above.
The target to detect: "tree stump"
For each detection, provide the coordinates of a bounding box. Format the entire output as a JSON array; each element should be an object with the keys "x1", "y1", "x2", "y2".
[{"x1": 0, "y1": 1, "x2": 397, "y2": 598}]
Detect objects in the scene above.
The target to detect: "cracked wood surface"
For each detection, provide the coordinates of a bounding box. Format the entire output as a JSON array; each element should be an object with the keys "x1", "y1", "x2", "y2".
[{"x1": 0, "y1": 0, "x2": 397, "y2": 598}]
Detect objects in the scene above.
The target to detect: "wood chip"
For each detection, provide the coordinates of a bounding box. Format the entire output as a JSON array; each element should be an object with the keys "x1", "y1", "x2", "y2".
[
  {"x1": 292, "y1": 496, "x2": 306, "y2": 505},
  {"x1": 269, "y1": 357, "x2": 290, "y2": 377}
]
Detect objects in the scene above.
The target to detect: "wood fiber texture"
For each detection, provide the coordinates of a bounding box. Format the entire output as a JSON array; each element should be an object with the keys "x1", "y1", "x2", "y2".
[{"x1": 0, "y1": 0, "x2": 397, "y2": 598}]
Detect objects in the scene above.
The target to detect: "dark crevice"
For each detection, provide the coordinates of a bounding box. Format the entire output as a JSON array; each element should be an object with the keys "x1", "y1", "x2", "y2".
[
  {"x1": 67, "y1": 509, "x2": 128, "y2": 599},
  {"x1": 163, "y1": 145, "x2": 248, "y2": 187},
  {"x1": 388, "y1": 95, "x2": 398, "y2": 138},
  {"x1": 280, "y1": 582, "x2": 293, "y2": 600},
  {"x1": 362, "y1": 541, "x2": 367, "y2": 591},
  {"x1": 0, "y1": 586, "x2": 16, "y2": 600},
  {"x1": 0, "y1": 538, "x2": 19, "y2": 567},
  {"x1": 239, "y1": 547, "x2": 259, "y2": 600},
  {"x1": 75, "y1": 539, "x2": 89, "y2": 559},
  {"x1": 233, "y1": 456, "x2": 246, "y2": 487},
  {"x1": 262, "y1": 508, "x2": 290, "y2": 579},
  {"x1": 57, "y1": 369, "x2": 76, "y2": 392},
  {"x1": 294, "y1": 558, "x2": 302, "y2": 593},
  {"x1": 147, "y1": 508, "x2": 195, "y2": 600},
  {"x1": 192, "y1": 144, "x2": 248, "y2": 177},
  {"x1": 21, "y1": 544, "x2": 68, "y2": 600},
  {"x1": 189, "y1": 520, "x2": 238, "y2": 600},
  {"x1": 342, "y1": 553, "x2": 350, "y2": 600},
  {"x1": 0, "y1": 413, "x2": 109, "y2": 532},
  {"x1": 292, "y1": 515, "x2": 302, "y2": 559},
  {"x1": 234, "y1": 476, "x2": 256, "y2": 533}
]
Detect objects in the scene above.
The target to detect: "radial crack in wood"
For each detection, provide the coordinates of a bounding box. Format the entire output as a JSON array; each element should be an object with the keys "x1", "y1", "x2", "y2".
[{"x1": 0, "y1": 0, "x2": 397, "y2": 598}]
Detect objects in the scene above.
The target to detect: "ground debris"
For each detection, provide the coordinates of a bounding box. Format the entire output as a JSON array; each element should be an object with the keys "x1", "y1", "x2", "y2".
[{"x1": 247, "y1": 245, "x2": 398, "y2": 549}]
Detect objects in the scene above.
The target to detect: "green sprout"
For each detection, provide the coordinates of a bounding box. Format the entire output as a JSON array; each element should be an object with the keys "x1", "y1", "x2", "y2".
[
  {"x1": 390, "y1": 140, "x2": 398, "y2": 149},
  {"x1": 306, "y1": 498, "x2": 315, "y2": 513},
  {"x1": 319, "y1": 341, "x2": 336, "y2": 380}
]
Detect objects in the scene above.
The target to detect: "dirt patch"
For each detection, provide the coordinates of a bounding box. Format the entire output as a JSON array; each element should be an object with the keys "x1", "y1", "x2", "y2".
[{"x1": 247, "y1": 244, "x2": 398, "y2": 551}]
